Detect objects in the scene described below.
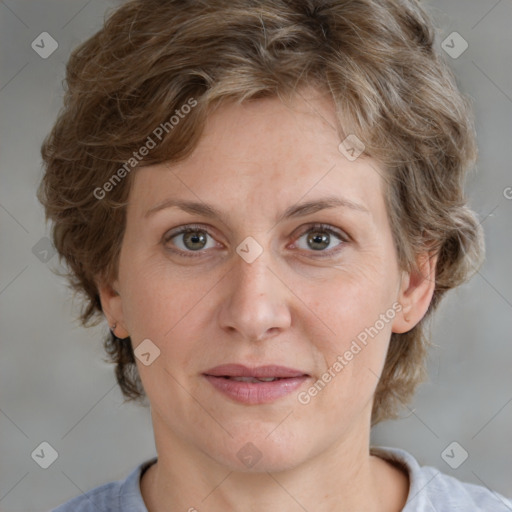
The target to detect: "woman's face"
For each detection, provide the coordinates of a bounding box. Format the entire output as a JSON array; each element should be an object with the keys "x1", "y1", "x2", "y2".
[{"x1": 100, "y1": 88, "x2": 427, "y2": 472}]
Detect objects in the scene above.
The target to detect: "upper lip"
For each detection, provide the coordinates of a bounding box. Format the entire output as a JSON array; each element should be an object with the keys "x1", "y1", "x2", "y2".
[{"x1": 203, "y1": 364, "x2": 309, "y2": 378}]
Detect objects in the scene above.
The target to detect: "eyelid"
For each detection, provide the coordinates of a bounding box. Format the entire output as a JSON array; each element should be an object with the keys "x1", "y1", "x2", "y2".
[
  {"x1": 162, "y1": 223, "x2": 214, "y2": 243},
  {"x1": 293, "y1": 223, "x2": 350, "y2": 243}
]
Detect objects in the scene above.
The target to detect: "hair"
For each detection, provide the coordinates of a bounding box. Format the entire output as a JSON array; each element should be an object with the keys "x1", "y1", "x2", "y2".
[{"x1": 38, "y1": 0, "x2": 484, "y2": 426}]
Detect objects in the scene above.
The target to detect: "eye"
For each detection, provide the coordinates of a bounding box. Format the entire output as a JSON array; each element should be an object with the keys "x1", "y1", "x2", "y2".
[
  {"x1": 163, "y1": 224, "x2": 218, "y2": 257},
  {"x1": 292, "y1": 223, "x2": 347, "y2": 256},
  {"x1": 163, "y1": 222, "x2": 348, "y2": 259}
]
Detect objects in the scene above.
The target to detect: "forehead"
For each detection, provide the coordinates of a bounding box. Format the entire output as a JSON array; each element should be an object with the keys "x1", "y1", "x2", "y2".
[
  {"x1": 191, "y1": 90, "x2": 343, "y2": 173},
  {"x1": 128, "y1": 90, "x2": 386, "y2": 220}
]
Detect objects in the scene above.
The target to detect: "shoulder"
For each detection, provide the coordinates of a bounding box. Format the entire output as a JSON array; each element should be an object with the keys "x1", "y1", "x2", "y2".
[
  {"x1": 50, "y1": 480, "x2": 122, "y2": 512},
  {"x1": 420, "y1": 467, "x2": 512, "y2": 511},
  {"x1": 371, "y1": 445, "x2": 512, "y2": 512},
  {"x1": 49, "y1": 457, "x2": 156, "y2": 512}
]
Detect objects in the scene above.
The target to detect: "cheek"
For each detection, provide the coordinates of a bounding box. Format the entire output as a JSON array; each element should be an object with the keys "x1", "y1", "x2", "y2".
[
  {"x1": 306, "y1": 256, "x2": 396, "y2": 334},
  {"x1": 119, "y1": 254, "x2": 222, "y2": 348},
  {"x1": 299, "y1": 290, "x2": 394, "y2": 420},
  {"x1": 117, "y1": 257, "x2": 171, "y2": 335},
  {"x1": 299, "y1": 257, "x2": 397, "y2": 382}
]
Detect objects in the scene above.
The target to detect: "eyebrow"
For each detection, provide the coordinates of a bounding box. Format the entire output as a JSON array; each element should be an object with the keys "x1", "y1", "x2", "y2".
[{"x1": 144, "y1": 195, "x2": 369, "y2": 223}]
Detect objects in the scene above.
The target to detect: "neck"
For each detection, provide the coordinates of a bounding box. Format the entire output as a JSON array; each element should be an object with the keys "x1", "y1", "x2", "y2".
[{"x1": 140, "y1": 417, "x2": 409, "y2": 512}]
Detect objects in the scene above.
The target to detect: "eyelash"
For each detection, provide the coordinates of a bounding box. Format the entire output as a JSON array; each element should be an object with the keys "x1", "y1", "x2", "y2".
[{"x1": 163, "y1": 223, "x2": 349, "y2": 259}]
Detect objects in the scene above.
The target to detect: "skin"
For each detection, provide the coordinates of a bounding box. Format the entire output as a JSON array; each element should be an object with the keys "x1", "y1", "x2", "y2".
[{"x1": 98, "y1": 86, "x2": 437, "y2": 512}]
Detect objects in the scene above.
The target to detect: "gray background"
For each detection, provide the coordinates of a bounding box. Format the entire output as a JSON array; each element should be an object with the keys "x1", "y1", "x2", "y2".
[{"x1": 1, "y1": 0, "x2": 511, "y2": 510}]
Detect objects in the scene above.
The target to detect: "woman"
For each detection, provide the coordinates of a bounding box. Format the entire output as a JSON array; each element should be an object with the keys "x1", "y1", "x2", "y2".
[{"x1": 39, "y1": 0, "x2": 511, "y2": 510}]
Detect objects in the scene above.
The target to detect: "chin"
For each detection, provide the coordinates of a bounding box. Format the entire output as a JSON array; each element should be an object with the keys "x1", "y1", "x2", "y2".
[{"x1": 207, "y1": 432, "x2": 310, "y2": 474}]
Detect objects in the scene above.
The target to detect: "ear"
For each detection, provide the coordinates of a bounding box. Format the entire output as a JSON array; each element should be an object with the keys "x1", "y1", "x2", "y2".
[
  {"x1": 392, "y1": 251, "x2": 438, "y2": 334},
  {"x1": 96, "y1": 277, "x2": 130, "y2": 338}
]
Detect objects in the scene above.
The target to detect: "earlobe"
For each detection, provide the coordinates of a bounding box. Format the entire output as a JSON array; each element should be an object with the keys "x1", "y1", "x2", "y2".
[
  {"x1": 392, "y1": 252, "x2": 438, "y2": 334},
  {"x1": 96, "y1": 278, "x2": 130, "y2": 339}
]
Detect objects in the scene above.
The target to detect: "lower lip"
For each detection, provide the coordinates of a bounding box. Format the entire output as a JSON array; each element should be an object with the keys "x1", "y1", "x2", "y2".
[{"x1": 203, "y1": 375, "x2": 309, "y2": 404}]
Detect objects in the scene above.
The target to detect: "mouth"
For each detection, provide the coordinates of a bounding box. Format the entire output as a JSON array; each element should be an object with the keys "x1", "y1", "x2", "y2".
[
  {"x1": 211, "y1": 376, "x2": 292, "y2": 382},
  {"x1": 203, "y1": 363, "x2": 309, "y2": 379},
  {"x1": 202, "y1": 364, "x2": 310, "y2": 404}
]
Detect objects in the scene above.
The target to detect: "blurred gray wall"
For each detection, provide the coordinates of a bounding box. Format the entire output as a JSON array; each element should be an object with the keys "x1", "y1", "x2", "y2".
[{"x1": 0, "y1": 1, "x2": 511, "y2": 510}]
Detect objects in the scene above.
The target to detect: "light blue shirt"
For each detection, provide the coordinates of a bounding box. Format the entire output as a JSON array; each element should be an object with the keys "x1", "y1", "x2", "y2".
[{"x1": 49, "y1": 446, "x2": 512, "y2": 511}]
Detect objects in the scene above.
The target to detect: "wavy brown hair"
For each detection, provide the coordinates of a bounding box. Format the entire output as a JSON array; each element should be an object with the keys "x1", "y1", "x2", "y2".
[{"x1": 38, "y1": 0, "x2": 484, "y2": 426}]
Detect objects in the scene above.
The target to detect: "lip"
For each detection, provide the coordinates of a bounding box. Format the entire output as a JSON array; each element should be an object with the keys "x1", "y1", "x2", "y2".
[
  {"x1": 203, "y1": 364, "x2": 309, "y2": 379},
  {"x1": 203, "y1": 364, "x2": 310, "y2": 405}
]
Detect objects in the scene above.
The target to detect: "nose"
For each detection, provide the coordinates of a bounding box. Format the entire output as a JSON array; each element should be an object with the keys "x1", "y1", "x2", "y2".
[{"x1": 217, "y1": 247, "x2": 292, "y2": 342}]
